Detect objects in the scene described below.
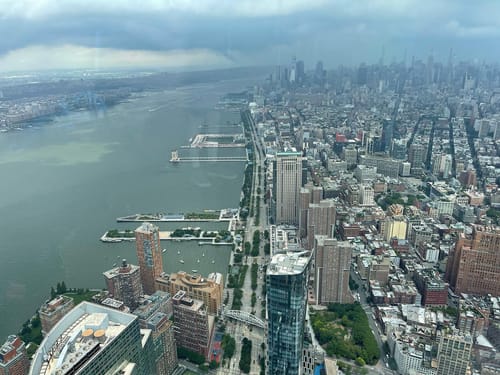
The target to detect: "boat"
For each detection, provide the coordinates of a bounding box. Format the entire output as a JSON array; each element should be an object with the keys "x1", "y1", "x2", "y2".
[
  {"x1": 197, "y1": 259, "x2": 200, "y2": 263},
  {"x1": 202, "y1": 253, "x2": 205, "y2": 257},
  {"x1": 179, "y1": 260, "x2": 184, "y2": 264},
  {"x1": 170, "y1": 150, "x2": 180, "y2": 163},
  {"x1": 211, "y1": 260, "x2": 215, "y2": 264},
  {"x1": 162, "y1": 249, "x2": 167, "y2": 253},
  {"x1": 177, "y1": 250, "x2": 180, "y2": 255},
  {"x1": 192, "y1": 269, "x2": 198, "y2": 273}
]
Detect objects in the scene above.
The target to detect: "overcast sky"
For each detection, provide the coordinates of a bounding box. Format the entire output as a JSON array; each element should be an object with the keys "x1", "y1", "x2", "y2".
[{"x1": 0, "y1": 0, "x2": 499, "y2": 73}]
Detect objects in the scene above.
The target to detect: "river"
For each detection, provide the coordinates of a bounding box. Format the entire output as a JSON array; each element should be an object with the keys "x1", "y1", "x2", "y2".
[{"x1": 0, "y1": 78, "x2": 253, "y2": 340}]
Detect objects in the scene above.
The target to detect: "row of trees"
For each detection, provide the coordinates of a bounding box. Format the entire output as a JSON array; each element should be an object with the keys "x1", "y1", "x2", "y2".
[
  {"x1": 239, "y1": 338, "x2": 252, "y2": 373},
  {"x1": 222, "y1": 334, "x2": 236, "y2": 359},
  {"x1": 251, "y1": 230, "x2": 260, "y2": 256}
]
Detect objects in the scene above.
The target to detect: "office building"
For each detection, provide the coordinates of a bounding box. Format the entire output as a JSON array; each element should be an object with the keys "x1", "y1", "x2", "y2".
[
  {"x1": 359, "y1": 184, "x2": 375, "y2": 206},
  {"x1": 156, "y1": 271, "x2": 223, "y2": 315},
  {"x1": 274, "y1": 152, "x2": 304, "y2": 225},
  {"x1": 0, "y1": 335, "x2": 28, "y2": 375},
  {"x1": 172, "y1": 291, "x2": 214, "y2": 360},
  {"x1": 267, "y1": 252, "x2": 310, "y2": 374},
  {"x1": 446, "y1": 225, "x2": 500, "y2": 296},
  {"x1": 30, "y1": 302, "x2": 156, "y2": 375},
  {"x1": 298, "y1": 184, "x2": 323, "y2": 239},
  {"x1": 383, "y1": 215, "x2": 407, "y2": 242},
  {"x1": 408, "y1": 143, "x2": 426, "y2": 175},
  {"x1": 39, "y1": 295, "x2": 75, "y2": 336},
  {"x1": 135, "y1": 222, "x2": 163, "y2": 294},
  {"x1": 306, "y1": 199, "x2": 336, "y2": 250},
  {"x1": 134, "y1": 295, "x2": 177, "y2": 375},
  {"x1": 436, "y1": 332, "x2": 472, "y2": 375},
  {"x1": 103, "y1": 259, "x2": 142, "y2": 310},
  {"x1": 314, "y1": 237, "x2": 352, "y2": 305}
]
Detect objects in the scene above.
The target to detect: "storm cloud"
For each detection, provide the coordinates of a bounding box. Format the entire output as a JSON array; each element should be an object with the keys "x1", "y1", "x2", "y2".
[{"x1": 1, "y1": 0, "x2": 499, "y2": 72}]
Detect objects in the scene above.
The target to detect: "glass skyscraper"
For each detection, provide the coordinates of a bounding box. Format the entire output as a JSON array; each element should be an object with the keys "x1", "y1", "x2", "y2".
[{"x1": 266, "y1": 252, "x2": 310, "y2": 374}]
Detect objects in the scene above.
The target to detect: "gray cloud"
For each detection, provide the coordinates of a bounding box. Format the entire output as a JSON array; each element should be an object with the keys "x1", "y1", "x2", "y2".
[{"x1": 0, "y1": 0, "x2": 500, "y2": 72}]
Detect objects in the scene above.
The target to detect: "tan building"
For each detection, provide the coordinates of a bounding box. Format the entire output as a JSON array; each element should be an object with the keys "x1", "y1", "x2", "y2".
[
  {"x1": 384, "y1": 215, "x2": 407, "y2": 242},
  {"x1": 135, "y1": 222, "x2": 164, "y2": 295},
  {"x1": 171, "y1": 291, "x2": 214, "y2": 360},
  {"x1": 314, "y1": 236, "x2": 352, "y2": 305},
  {"x1": 156, "y1": 271, "x2": 223, "y2": 315},
  {"x1": 39, "y1": 295, "x2": 74, "y2": 335},
  {"x1": 436, "y1": 331, "x2": 472, "y2": 375},
  {"x1": 446, "y1": 225, "x2": 500, "y2": 296}
]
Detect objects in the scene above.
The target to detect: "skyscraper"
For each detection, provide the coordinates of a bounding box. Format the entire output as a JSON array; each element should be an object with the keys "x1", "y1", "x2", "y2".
[
  {"x1": 306, "y1": 199, "x2": 336, "y2": 250},
  {"x1": 436, "y1": 331, "x2": 472, "y2": 375},
  {"x1": 0, "y1": 335, "x2": 29, "y2": 375},
  {"x1": 30, "y1": 302, "x2": 155, "y2": 375},
  {"x1": 267, "y1": 252, "x2": 310, "y2": 374},
  {"x1": 103, "y1": 259, "x2": 143, "y2": 310},
  {"x1": 446, "y1": 225, "x2": 500, "y2": 296},
  {"x1": 135, "y1": 222, "x2": 163, "y2": 294},
  {"x1": 273, "y1": 152, "x2": 304, "y2": 225},
  {"x1": 314, "y1": 237, "x2": 352, "y2": 305}
]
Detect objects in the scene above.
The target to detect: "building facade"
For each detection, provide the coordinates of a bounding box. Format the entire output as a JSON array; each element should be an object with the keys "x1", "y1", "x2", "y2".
[
  {"x1": 274, "y1": 152, "x2": 304, "y2": 225},
  {"x1": 103, "y1": 259, "x2": 143, "y2": 310},
  {"x1": 135, "y1": 222, "x2": 164, "y2": 295},
  {"x1": 446, "y1": 225, "x2": 500, "y2": 296},
  {"x1": 267, "y1": 252, "x2": 310, "y2": 374},
  {"x1": 171, "y1": 290, "x2": 214, "y2": 360},
  {"x1": 436, "y1": 332, "x2": 472, "y2": 375},
  {"x1": 39, "y1": 295, "x2": 75, "y2": 335},
  {"x1": 156, "y1": 271, "x2": 223, "y2": 315},
  {"x1": 30, "y1": 302, "x2": 156, "y2": 375},
  {"x1": 314, "y1": 237, "x2": 352, "y2": 305},
  {"x1": 0, "y1": 335, "x2": 29, "y2": 375}
]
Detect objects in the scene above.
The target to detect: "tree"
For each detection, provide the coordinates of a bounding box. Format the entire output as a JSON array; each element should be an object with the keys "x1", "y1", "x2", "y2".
[{"x1": 50, "y1": 286, "x2": 56, "y2": 299}]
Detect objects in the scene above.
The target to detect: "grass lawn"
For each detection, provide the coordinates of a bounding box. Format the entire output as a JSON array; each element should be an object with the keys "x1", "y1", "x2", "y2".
[{"x1": 63, "y1": 290, "x2": 99, "y2": 305}]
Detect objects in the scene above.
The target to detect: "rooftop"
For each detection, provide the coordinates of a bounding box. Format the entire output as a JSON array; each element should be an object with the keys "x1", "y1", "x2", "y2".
[
  {"x1": 30, "y1": 302, "x2": 137, "y2": 375},
  {"x1": 267, "y1": 252, "x2": 310, "y2": 276}
]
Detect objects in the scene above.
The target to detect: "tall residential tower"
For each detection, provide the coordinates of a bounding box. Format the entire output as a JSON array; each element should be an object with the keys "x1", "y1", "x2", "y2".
[{"x1": 135, "y1": 222, "x2": 163, "y2": 295}]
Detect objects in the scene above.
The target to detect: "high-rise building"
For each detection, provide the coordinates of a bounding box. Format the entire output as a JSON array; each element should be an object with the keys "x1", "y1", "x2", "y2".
[
  {"x1": 39, "y1": 295, "x2": 75, "y2": 335},
  {"x1": 314, "y1": 237, "x2": 352, "y2": 305},
  {"x1": 0, "y1": 335, "x2": 29, "y2": 375},
  {"x1": 135, "y1": 222, "x2": 163, "y2": 294},
  {"x1": 446, "y1": 225, "x2": 500, "y2": 296},
  {"x1": 171, "y1": 291, "x2": 214, "y2": 360},
  {"x1": 359, "y1": 184, "x2": 375, "y2": 206},
  {"x1": 30, "y1": 302, "x2": 156, "y2": 375},
  {"x1": 134, "y1": 294, "x2": 177, "y2": 375},
  {"x1": 436, "y1": 331, "x2": 472, "y2": 375},
  {"x1": 306, "y1": 199, "x2": 336, "y2": 250},
  {"x1": 267, "y1": 252, "x2": 310, "y2": 374},
  {"x1": 408, "y1": 143, "x2": 426, "y2": 175},
  {"x1": 273, "y1": 152, "x2": 304, "y2": 225},
  {"x1": 155, "y1": 271, "x2": 223, "y2": 315},
  {"x1": 103, "y1": 259, "x2": 143, "y2": 310}
]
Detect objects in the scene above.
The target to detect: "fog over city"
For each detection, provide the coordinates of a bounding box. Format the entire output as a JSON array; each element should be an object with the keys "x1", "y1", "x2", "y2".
[{"x1": 1, "y1": 0, "x2": 500, "y2": 72}]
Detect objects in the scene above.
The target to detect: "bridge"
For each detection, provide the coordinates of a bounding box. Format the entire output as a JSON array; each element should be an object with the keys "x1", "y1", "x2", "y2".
[{"x1": 224, "y1": 310, "x2": 266, "y2": 329}]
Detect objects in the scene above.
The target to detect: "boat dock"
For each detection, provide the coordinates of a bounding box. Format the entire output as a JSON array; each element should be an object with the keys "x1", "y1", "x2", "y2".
[{"x1": 171, "y1": 156, "x2": 247, "y2": 162}]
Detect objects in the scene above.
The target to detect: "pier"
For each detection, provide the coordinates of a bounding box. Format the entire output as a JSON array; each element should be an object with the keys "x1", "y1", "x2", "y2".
[{"x1": 172, "y1": 156, "x2": 247, "y2": 162}]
